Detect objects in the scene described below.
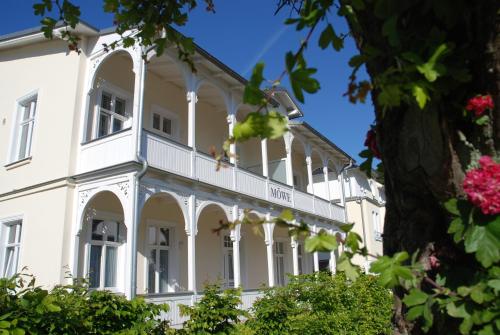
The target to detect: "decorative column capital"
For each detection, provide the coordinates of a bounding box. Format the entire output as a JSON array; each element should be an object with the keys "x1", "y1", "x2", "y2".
[
  {"x1": 305, "y1": 156, "x2": 312, "y2": 166},
  {"x1": 186, "y1": 91, "x2": 198, "y2": 103}
]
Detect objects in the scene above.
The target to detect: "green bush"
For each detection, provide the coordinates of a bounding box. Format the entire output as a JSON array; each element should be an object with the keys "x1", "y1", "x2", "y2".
[
  {"x1": 247, "y1": 272, "x2": 393, "y2": 335},
  {"x1": 0, "y1": 273, "x2": 169, "y2": 334},
  {"x1": 177, "y1": 283, "x2": 248, "y2": 335}
]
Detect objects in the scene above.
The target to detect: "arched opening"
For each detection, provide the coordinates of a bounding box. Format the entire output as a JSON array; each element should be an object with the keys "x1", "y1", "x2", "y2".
[
  {"x1": 85, "y1": 51, "x2": 135, "y2": 142},
  {"x1": 195, "y1": 203, "x2": 229, "y2": 290},
  {"x1": 273, "y1": 225, "x2": 293, "y2": 286},
  {"x1": 267, "y1": 137, "x2": 287, "y2": 184},
  {"x1": 78, "y1": 191, "x2": 126, "y2": 293},
  {"x1": 291, "y1": 138, "x2": 308, "y2": 192},
  {"x1": 138, "y1": 193, "x2": 187, "y2": 294},
  {"x1": 310, "y1": 150, "x2": 326, "y2": 197},
  {"x1": 143, "y1": 54, "x2": 187, "y2": 144},
  {"x1": 240, "y1": 212, "x2": 268, "y2": 289},
  {"x1": 236, "y1": 106, "x2": 263, "y2": 173},
  {"x1": 195, "y1": 83, "x2": 228, "y2": 156}
]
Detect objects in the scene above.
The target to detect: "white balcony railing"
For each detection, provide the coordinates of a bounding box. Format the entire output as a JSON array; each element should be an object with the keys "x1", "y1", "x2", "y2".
[
  {"x1": 140, "y1": 131, "x2": 346, "y2": 222},
  {"x1": 145, "y1": 290, "x2": 264, "y2": 327}
]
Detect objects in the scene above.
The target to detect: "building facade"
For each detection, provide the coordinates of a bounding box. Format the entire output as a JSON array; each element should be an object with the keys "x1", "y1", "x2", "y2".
[{"x1": 0, "y1": 23, "x2": 384, "y2": 326}]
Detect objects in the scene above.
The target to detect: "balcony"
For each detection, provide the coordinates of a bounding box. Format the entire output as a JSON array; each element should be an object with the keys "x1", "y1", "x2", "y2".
[{"x1": 142, "y1": 130, "x2": 345, "y2": 223}]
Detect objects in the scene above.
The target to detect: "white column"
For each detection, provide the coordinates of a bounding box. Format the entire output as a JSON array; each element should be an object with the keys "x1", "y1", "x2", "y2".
[
  {"x1": 231, "y1": 205, "x2": 241, "y2": 288},
  {"x1": 291, "y1": 235, "x2": 299, "y2": 276},
  {"x1": 306, "y1": 156, "x2": 314, "y2": 194},
  {"x1": 187, "y1": 194, "x2": 197, "y2": 291},
  {"x1": 261, "y1": 138, "x2": 269, "y2": 177},
  {"x1": 329, "y1": 230, "x2": 336, "y2": 274},
  {"x1": 187, "y1": 91, "x2": 197, "y2": 148},
  {"x1": 312, "y1": 225, "x2": 320, "y2": 272},
  {"x1": 227, "y1": 114, "x2": 237, "y2": 165},
  {"x1": 323, "y1": 166, "x2": 331, "y2": 201},
  {"x1": 124, "y1": 179, "x2": 136, "y2": 299},
  {"x1": 264, "y1": 218, "x2": 275, "y2": 287},
  {"x1": 285, "y1": 138, "x2": 294, "y2": 186}
]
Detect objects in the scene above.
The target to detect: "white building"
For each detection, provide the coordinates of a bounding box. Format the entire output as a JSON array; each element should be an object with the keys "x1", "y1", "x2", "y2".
[{"x1": 0, "y1": 22, "x2": 384, "y2": 326}]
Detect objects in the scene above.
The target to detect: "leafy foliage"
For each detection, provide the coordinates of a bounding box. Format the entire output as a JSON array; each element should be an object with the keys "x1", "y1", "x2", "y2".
[
  {"x1": 178, "y1": 283, "x2": 247, "y2": 334},
  {"x1": 247, "y1": 272, "x2": 393, "y2": 335},
  {"x1": 0, "y1": 273, "x2": 169, "y2": 334}
]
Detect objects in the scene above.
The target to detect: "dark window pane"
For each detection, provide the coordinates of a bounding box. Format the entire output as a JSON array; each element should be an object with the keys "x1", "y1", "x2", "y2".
[
  {"x1": 162, "y1": 118, "x2": 172, "y2": 134},
  {"x1": 148, "y1": 249, "x2": 156, "y2": 293},
  {"x1": 114, "y1": 98, "x2": 125, "y2": 116},
  {"x1": 91, "y1": 220, "x2": 103, "y2": 241},
  {"x1": 112, "y1": 118, "x2": 123, "y2": 133},
  {"x1": 98, "y1": 113, "x2": 110, "y2": 137},
  {"x1": 153, "y1": 114, "x2": 160, "y2": 130},
  {"x1": 101, "y1": 92, "x2": 112, "y2": 110},
  {"x1": 159, "y1": 250, "x2": 168, "y2": 293},
  {"x1": 89, "y1": 245, "x2": 102, "y2": 288},
  {"x1": 159, "y1": 228, "x2": 169, "y2": 246},
  {"x1": 104, "y1": 246, "x2": 117, "y2": 287}
]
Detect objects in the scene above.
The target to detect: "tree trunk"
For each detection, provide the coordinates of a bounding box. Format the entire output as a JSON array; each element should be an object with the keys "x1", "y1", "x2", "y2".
[{"x1": 344, "y1": 1, "x2": 499, "y2": 334}]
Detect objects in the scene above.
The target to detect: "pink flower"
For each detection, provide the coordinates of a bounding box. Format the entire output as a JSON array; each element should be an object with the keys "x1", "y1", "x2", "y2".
[
  {"x1": 463, "y1": 156, "x2": 500, "y2": 215},
  {"x1": 429, "y1": 255, "x2": 440, "y2": 270},
  {"x1": 364, "y1": 128, "x2": 381, "y2": 159},
  {"x1": 465, "y1": 95, "x2": 494, "y2": 117}
]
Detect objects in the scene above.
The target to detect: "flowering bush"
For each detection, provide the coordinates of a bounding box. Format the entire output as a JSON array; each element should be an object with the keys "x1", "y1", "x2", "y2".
[
  {"x1": 364, "y1": 128, "x2": 381, "y2": 159},
  {"x1": 463, "y1": 156, "x2": 500, "y2": 215},
  {"x1": 465, "y1": 95, "x2": 494, "y2": 116}
]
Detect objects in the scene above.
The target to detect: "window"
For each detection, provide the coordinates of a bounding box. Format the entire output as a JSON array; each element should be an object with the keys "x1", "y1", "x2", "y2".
[
  {"x1": 1, "y1": 220, "x2": 22, "y2": 278},
  {"x1": 274, "y1": 241, "x2": 285, "y2": 286},
  {"x1": 95, "y1": 89, "x2": 130, "y2": 138},
  {"x1": 146, "y1": 225, "x2": 171, "y2": 294},
  {"x1": 297, "y1": 243, "x2": 303, "y2": 275},
  {"x1": 222, "y1": 235, "x2": 234, "y2": 288},
  {"x1": 150, "y1": 106, "x2": 178, "y2": 139},
  {"x1": 372, "y1": 211, "x2": 382, "y2": 241},
  {"x1": 10, "y1": 94, "x2": 37, "y2": 162},
  {"x1": 87, "y1": 220, "x2": 124, "y2": 289}
]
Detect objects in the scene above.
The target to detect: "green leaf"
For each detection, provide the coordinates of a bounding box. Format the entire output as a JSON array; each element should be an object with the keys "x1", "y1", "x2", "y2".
[
  {"x1": 464, "y1": 223, "x2": 500, "y2": 267},
  {"x1": 289, "y1": 67, "x2": 320, "y2": 103},
  {"x1": 448, "y1": 217, "x2": 465, "y2": 243},
  {"x1": 243, "y1": 63, "x2": 265, "y2": 105},
  {"x1": 459, "y1": 317, "x2": 473, "y2": 335},
  {"x1": 378, "y1": 84, "x2": 402, "y2": 108},
  {"x1": 416, "y1": 43, "x2": 449, "y2": 82},
  {"x1": 403, "y1": 289, "x2": 428, "y2": 307},
  {"x1": 446, "y1": 302, "x2": 470, "y2": 319},
  {"x1": 445, "y1": 198, "x2": 460, "y2": 216},
  {"x1": 336, "y1": 254, "x2": 360, "y2": 281},
  {"x1": 233, "y1": 111, "x2": 288, "y2": 141},
  {"x1": 487, "y1": 279, "x2": 500, "y2": 293},
  {"x1": 407, "y1": 305, "x2": 424, "y2": 321},
  {"x1": 318, "y1": 24, "x2": 343, "y2": 51},
  {"x1": 279, "y1": 209, "x2": 294, "y2": 222},
  {"x1": 305, "y1": 230, "x2": 338, "y2": 252},
  {"x1": 477, "y1": 325, "x2": 495, "y2": 335},
  {"x1": 381, "y1": 15, "x2": 399, "y2": 47},
  {"x1": 475, "y1": 115, "x2": 489, "y2": 126},
  {"x1": 411, "y1": 83, "x2": 429, "y2": 109},
  {"x1": 370, "y1": 252, "x2": 411, "y2": 288}
]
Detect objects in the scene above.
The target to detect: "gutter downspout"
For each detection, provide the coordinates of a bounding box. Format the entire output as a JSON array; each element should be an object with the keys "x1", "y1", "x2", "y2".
[
  {"x1": 356, "y1": 196, "x2": 369, "y2": 271},
  {"x1": 130, "y1": 49, "x2": 148, "y2": 299}
]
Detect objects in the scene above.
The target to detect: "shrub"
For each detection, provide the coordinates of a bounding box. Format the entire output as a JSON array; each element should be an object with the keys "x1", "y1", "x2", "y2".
[
  {"x1": 0, "y1": 273, "x2": 169, "y2": 334},
  {"x1": 178, "y1": 283, "x2": 248, "y2": 335},
  {"x1": 247, "y1": 272, "x2": 393, "y2": 335}
]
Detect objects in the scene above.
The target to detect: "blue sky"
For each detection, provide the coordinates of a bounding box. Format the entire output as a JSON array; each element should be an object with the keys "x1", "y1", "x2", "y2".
[{"x1": 0, "y1": 0, "x2": 375, "y2": 162}]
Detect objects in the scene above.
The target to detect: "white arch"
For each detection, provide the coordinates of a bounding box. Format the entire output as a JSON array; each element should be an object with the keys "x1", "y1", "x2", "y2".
[
  {"x1": 195, "y1": 201, "x2": 231, "y2": 231},
  {"x1": 88, "y1": 48, "x2": 138, "y2": 90},
  {"x1": 79, "y1": 187, "x2": 127, "y2": 231},
  {"x1": 142, "y1": 191, "x2": 188, "y2": 231}
]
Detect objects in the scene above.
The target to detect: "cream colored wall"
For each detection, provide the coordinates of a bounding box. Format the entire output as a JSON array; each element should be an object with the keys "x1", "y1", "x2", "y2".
[
  {"x1": 0, "y1": 40, "x2": 84, "y2": 194},
  {"x1": 0, "y1": 186, "x2": 71, "y2": 288},
  {"x1": 143, "y1": 71, "x2": 188, "y2": 145},
  {"x1": 291, "y1": 150, "x2": 308, "y2": 192},
  {"x1": 241, "y1": 223, "x2": 268, "y2": 289},
  {"x1": 195, "y1": 206, "x2": 227, "y2": 290},
  {"x1": 195, "y1": 101, "x2": 228, "y2": 155},
  {"x1": 137, "y1": 196, "x2": 187, "y2": 294},
  {"x1": 238, "y1": 137, "x2": 262, "y2": 170}
]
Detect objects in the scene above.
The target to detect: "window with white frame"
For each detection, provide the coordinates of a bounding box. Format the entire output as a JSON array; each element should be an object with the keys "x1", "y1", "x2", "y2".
[
  {"x1": 222, "y1": 235, "x2": 234, "y2": 288},
  {"x1": 1, "y1": 220, "x2": 22, "y2": 278},
  {"x1": 87, "y1": 220, "x2": 124, "y2": 290},
  {"x1": 94, "y1": 87, "x2": 131, "y2": 139},
  {"x1": 297, "y1": 242, "x2": 304, "y2": 275},
  {"x1": 150, "y1": 105, "x2": 178, "y2": 139},
  {"x1": 274, "y1": 241, "x2": 286, "y2": 286},
  {"x1": 10, "y1": 94, "x2": 37, "y2": 162},
  {"x1": 372, "y1": 211, "x2": 382, "y2": 241},
  {"x1": 146, "y1": 225, "x2": 171, "y2": 294}
]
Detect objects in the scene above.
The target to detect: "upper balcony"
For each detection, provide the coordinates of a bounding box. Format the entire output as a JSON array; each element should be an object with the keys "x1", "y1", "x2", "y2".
[{"x1": 77, "y1": 42, "x2": 352, "y2": 224}]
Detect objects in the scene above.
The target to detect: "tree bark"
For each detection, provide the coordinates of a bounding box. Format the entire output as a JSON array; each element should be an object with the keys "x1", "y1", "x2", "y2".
[{"x1": 343, "y1": 1, "x2": 499, "y2": 334}]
